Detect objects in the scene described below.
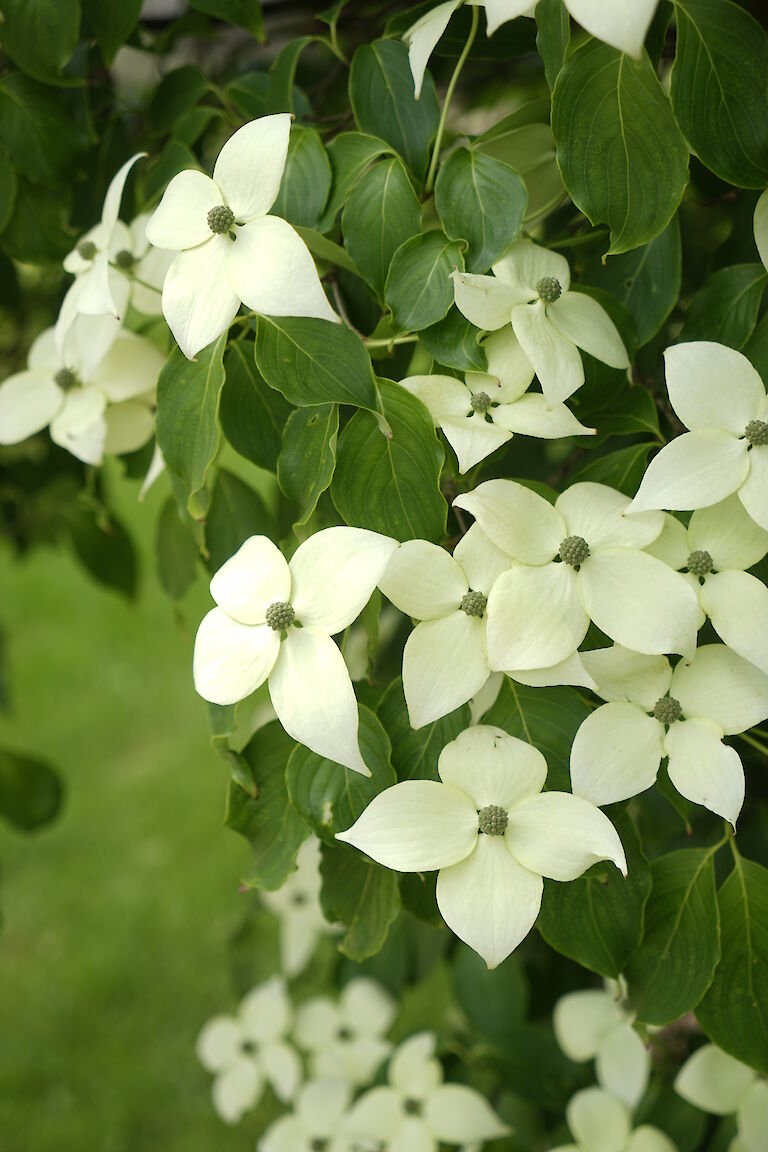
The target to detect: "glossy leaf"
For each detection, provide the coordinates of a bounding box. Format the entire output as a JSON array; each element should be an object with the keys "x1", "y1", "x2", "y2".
[
  {"x1": 434, "y1": 148, "x2": 527, "y2": 274},
  {"x1": 320, "y1": 840, "x2": 401, "y2": 962},
  {"x1": 220, "y1": 342, "x2": 292, "y2": 473},
  {"x1": 186, "y1": 0, "x2": 264, "y2": 38},
  {"x1": 476, "y1": 101, "x2": 566, "y2": 229},
  {"x1": 318, "y1": 131, "x2": 394, "y2": 233},
  {"x1": 342, "y1": 156, "x2": 421, "y2": 297},
  {"x1": 680, "y1": 264, "x2": 767, "y2": 350},
  {"x1": 0, "y1": 0, "x2": 80, "y2": 83},
  {"x1": 253, "y1": 316, "x2": 378, "y2": 411},
  {"x1": 205, "y1": 470, "x2": 273, "y2": 574},
  {"x1": 277, "y1": 404, "x2": 339, "y2": 528},
  {"x1": 0, "y1": 74, "x2": 90, "y2": 186},
  {"x1": 419, "y1": 309, "x2": 488, "y2": 373},
  {"x1": 81, "y1": 0, "x2": 142, "y2": 64},
  {"x1": 274, "y1": 125, "x2": 332, "y2": 231},
  {"x1": 385, "y1": 230, "x2": 464, "y2": 333},
  {"x1": 377, "y1": 677, "x2": 472, "y2": 782},
  {"x1": 571, "y1": 442, "x2": 656, "y2": 496},
  {"x1": 536, "y1": 0, "x2": 570, "y2": 91},
  {"x1": 483, "y1": 679, "x2": 591, "y2": 791}
]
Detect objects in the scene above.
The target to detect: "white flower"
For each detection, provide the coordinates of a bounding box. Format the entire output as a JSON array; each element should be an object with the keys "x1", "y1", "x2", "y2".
[
  {"x1": 145, "y1": 114, "x2": 337, "y2": 359},
  {"x1": 337, "y1": 725, "x2": 626, "y2": 969},
  {"x1": 628, "y1": 343, "x2": 768, "y2": 532},
  {"x1": 453, "y1": 479, "x2": 699, "y2": 670},
  {"x1": 646, "y1": 498, "x2": 768, "y2": 675},
  {"x1": 196, "y1": 977, "x2": 302, "y2": 1125},
  {"x1": 675, "y1": 1044, "x2": 768, "y2": 1152},
  {"x1": 0, "y1": 316, "x2": 163, "y2": 465},
  {"x1": 570, "y1": 643, "x2": 768, "y2": 826},
  {"x1": 260, "y1": 838, "x2": 338, "y2": 977},
  {"x1": 259, "y1": 1079, "x2": 360, "y2": 1152},
  {"x1": 379, "y1": 524, "x2": 510, "y2": 727},
  {"x1": 344, "y1": 1032, "x2": 509, "y2": 1150},
  {"x1": 402, "y1": 328, "x2": 595, "y2": 473},
  {"x1": 452, "y1": 239, "x2": 628, "y2": 408},
  {"x1": 192, "y1": 528, "x2": 398, "y2": 775},
  {"x1": 294, "y1": 978, "x2": 396, "y2": 1086},
  {"x1": 550, "y1": 1087, "x2": 676, "y2": 1152},
  {"x1": 553, "y1": 982, "x2": 649, "y2": 1110}
]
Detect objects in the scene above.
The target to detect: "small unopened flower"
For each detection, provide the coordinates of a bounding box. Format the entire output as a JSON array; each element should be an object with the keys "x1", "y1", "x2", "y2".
[
  {"x1": 294, "y1": 978, "x2": 396, "y2": 1086},
  {"x1": 549, "y1": 1086, "x2": 676, "y2": 1152},
  {"x1": 554, "y1": 982, "x2": 649, "y2": 1110},
  {"x1": 260, "y1": 838, "x2": 338, "y2": 977},
  {"x1": 675, "y1": 1043, "x2": 768, "y2": 1152}
]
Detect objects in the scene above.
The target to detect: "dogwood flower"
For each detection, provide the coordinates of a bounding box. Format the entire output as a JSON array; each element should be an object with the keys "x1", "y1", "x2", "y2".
[
  {"x1": 294, "y1": 978, "x2": 396, "y2": 1086},
  {"x1": 337, "y1": 726, "x2": 626, "y2": 968},
  {"x1": 145, "y1": 114, "x2": 337, "y2": 359},
  {"x1": 259, "y1": 1080, "x2": 360, "y2": 1152},
  {"x1": 646, "y1": 498, "x2": 768, "y2": 675},
  {"x1": 453, "y1": 479, "x2": 699, "y2": 670},
  {"x1": 405, "y1": 2, "x2": 659, "y2": 98},
  {"x1": 675, "y1": 1044, "x2": 768, "y2": 1152},
  {"x1": 402, "y1": 329, "x2": 594, "y2": 473},
  {"x1": 344, "y1": 1032, "x2": 509, "y2": 1150},
  {"x1": 196, "y1": 977, "x2": 302, "y2": 1125},
  {"x1": 554, "y1": 982, "x2": 649, "y2": 1110},
  {"x1": 260, "y1": 837, "x2": 338, "y2": 977},
  {"x1": 629, "y1": 343, "x2": 768, "y2": 532},
  {"x1": 192, "y1": 528, "x2": 397, "y2": 774},
  {"x1": 570, "y1": 644, "x2": 768, "y2": 826},
  {"x1": 453, "y1": 240, "x2": 628, "y2": 408},
  {"x1": 550, "y1": 1087, "x2": 676, "y2": 1152},
  {"x1": 0, "y1": 316, "x2": 163, "y2": 465}
]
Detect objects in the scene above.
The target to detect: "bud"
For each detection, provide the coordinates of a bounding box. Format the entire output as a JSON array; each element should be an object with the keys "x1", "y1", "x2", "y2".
[
  {"x1": 114, "y1": 248, "x2": 135, "y2": 269},
  {"x1": 77, "y1": 239, "x2": 97, "y2": 261}
]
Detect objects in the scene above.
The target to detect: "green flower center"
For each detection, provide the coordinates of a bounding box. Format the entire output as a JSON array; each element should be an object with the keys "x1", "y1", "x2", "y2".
[
  {"x1": 311, "y1": 1140, "x2": 328, "y2": 1152},
  {"x1": 653, "y1": 696, "x2": 682, "y2": 725},
  {"x1": 54, "y1": 368, "x2": 77, "y2": 391},
  {"x1": 240, "y1": 1039, "x2": 256, "y2": 1055},
  {"x1": 470, "y1": 391, "x2": 492, "y2": 413},
  {"x1": 265, "y1": 601, "x2": 295, "y2": 631},
  {"x1": 460, "y1": 589, "x2": 487, "y2": 618},
  {"x1": 207, "y1": 205, "x2": 235, "y2": 234},
  {"x1": 114, "y1": 248, "x2": 135, "y2": 269},
  {"x1": 76, "y1": 239, "x2": 97, "y2": 261},
  {"x1": 403, "y1": 1099, "x2": 423, "y2": 1116},
  {"x1": 291, "y1": 892, "x2": 309, "y2": 907},
  {"x1": 536, "y1": 276, "x2": 562, "y2": 303},
  {"x1": 687, "y1": 549, "x2": 714, "y2": 577},
  {"x1": 559, "y1": 535, "x2": 590, "y2": 567},
  {"x1": 745, "y1": 419, "x2": 768, "y2": 446},
  {"x1": 478, "y1": 804, "x2": 508, "y2": 836},
  {"x1": 336, "y1": 1026, "x2": 353, "y2": 1041}
]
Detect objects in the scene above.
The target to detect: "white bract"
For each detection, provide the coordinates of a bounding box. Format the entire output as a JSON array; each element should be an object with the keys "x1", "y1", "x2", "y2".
[
  {"x1": 344, "y1": 1031, "x2": 509, "y2": 1150},
  {"x1": 294, "y1": 977, "x2": 396, "y2": 1087},
  {"x1": 646, "y1": 498, "x2": 768, "y2": 675},
  {"x1": 0, "y1": 316, "x2": 163, "y2": 465},
  {"x1": 402, "y1": 328, "x2": 594, "y2": 473},
  {"x1": 452, "y1": 240, "x2": 628, "y2": 408},
  {"x1": 145, "y1": 114, "x2": 337, "y2": 359},
  {"x1": 192, "y1": 528, "x2": 397, "y2": 775},
  {"x1": 260, "y1": 837, "x2": 338, "y2": 977},
  {"x1": 453, "y1": 479, "x2": 699, "y2": 670},
  {"x1": 675, "y1": 1043, "x2": 768, "y2": 1152},
  {"x1": 405, "y1": 2, "x2": 659, "y2": 98},
  {"x1": 258, "y1": 1079, "x2": 360, "y2": 1152},
  {"x1": 550, "y1": 1087, "x2": 677, "y2": 1152},
  {"x1": 553, "y1": 982, "x2": 649, "y2": 1110},
  {"x1": 379, "y1": 524, "x2": 510, "y2": 727},
  {"x1": 629, "y1": 343, "x2": 768, "y2": 532},
  {"x1": 570, "y1": 644, "x2": 768, "y2": 826},
  {"x1": 755, "y1": 188, "x2": 768, "y2": 274},
  {"x1": 337, "y1": 725, "x2": 626, "y2": 969},
  {"x1": 196, "y1": 977, "x2": 302, "y2": 1125}
]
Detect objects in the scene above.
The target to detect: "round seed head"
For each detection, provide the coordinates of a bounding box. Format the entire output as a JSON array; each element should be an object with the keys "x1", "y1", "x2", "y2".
[
  {"x1": 207, "y1": 205, "x2": 235, "y2": 234},
  {"x1": 77, "y1": 239, "x2": 97, "y2": 261},
  {"x1": 536, "y1": 276, "x2": 562, "y2": 303},
  {"x1": 403, "y1": 1099, "x2": 423, "y2": 1116},
  {"x1": 745, "y1": 419, "x2": 768, "y2": 446},
  {"x1": 653, "y1": 696, "x2": 683, "y2": 725},
  {"x1": 470, "y1": 391, "x2": 492, "y2": 413},
  {"x1": 265, "y1": 601, "x2": 295, "y2": 631},
  {"x1": 460, "y1": 589, "x2": 487, "y2": 618},
  {"x1": 54, "y1": 368, "x2": 76, "y2": 391},
  {"x1": 478, "y1": 804, "x2": 508, "y2": 836},
  {"x1": 687, "y1": 549, "x2": 714, "y2": 577},
  {"x1": 310, "y1": 1140, "x2": 328, "y2": 1152},
  {"x1": 559, "y1": 535, "x2": 590, "y2": 567},
  {"x1": 114, "y1": 248, "x2": 135, "y2": 269}
]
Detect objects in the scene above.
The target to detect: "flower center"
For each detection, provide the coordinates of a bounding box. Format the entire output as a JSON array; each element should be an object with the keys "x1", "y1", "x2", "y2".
[
  {"x1": 745, "y1": 419, "x2": 768, "y2": 446},
  {"x1": 653, "y1": 696, "x2": 682, "y2": 724},
  {"x1": 478, "y1": 804, "x2": 508, "y2": 835},
  {"x1": 311, "y1": 1140, "x2": 328, "y2": 1152},
  {"x1": 54, "y1": 368, "x2": 77, "y2": 391},
  {"x1": 336, "y1": 1026, "x2": 353, "y2": 1041},
  {"x1": 240, "y1": 1039, "x2": 256, "y2": 1055},
  {"x1": 686, "y1": 549, "x2": 714, "y2": 578},
  {"x1": 76, "y1": 239, "x2": 97, "y2": 261},
  {"x1": 460, "y1": 589, "x2": 487, "y2": 618},
  {"x1": 403, "y1": 1099, "x2": 423, "y2": 1116},
  {"x1": 291, "y1": 892, "x2": 309, "y2": 907},
  {"x1": 559, "y1": 535, "x2": 590, "y2": 567},
  {"x1": 265, "y1": 601, "x2": 295, "y2": 631},
  {"x1": 536, "y1": 276, "x2": 562, "y2": 303},
  {"x1": 470, "y1": 391, "x2": 492, "y2": 413},
  {"x1": 114, "y1": 248, "x2": 135, "y2": 269},
  {"x1": 207, "y1": 205, "x2": 235, "y2": 235}
]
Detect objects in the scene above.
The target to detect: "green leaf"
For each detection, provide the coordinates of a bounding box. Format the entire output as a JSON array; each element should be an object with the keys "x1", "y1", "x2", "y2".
[
  {"x1": 149, "y1": 66, "x2": 209, "y2": 135},
  {"x1": 67, "y1": 510, "x2": 138, "y2": 599},
  {"x1": 277, "y1": 404, "x2": 338, "y2": 528},
  {"x1": 155, "y1": 497, "x2": 198, "y2": 600},
  {"x1": 696, "y1": 855, "x2": 768, "y2": 1073},
  {"x1": 342, "y1": 156, "x2": 421, "y2": 297},
  {"x1": 186, "y1": 0, "x2": 264, "y2": 39},
  {"x1": 0, "y1": 748, "x2": 63, "y2": 832},
  {"x1": 537, "y1": 814, "x2": 652, "y2": 978},
  {"x1": 419, "y1": 309, "x2": 488, "y2": 373},
  {"x1": 81, "y1": 0, "x2": 142, "y2": 64},
  {"x1": 434, "y1": 148, "x2": 527, "y2": 274},
  {"x1": 385, "y1": 231, "x2": 464, "y2": 333},
  {"x1": 483, "y1": 679, "x2": 591, "y2": 791},
  {"x1": 377, "y1": 677, "x2": 471, "y2": 782},
  {"x1": 264, "y1": 36, "x2": 317, "y2": 115},
  {"x1": 225, "y1": 721, "x2": 310, "y2": 890},
  {"x1": 0, "y1": 179, "x2": 71, "y2": 261},
  {"x1": 535, "y1": 0, "x2": 570, "y2": 90},
  {"x1": 320, "y1": 840, "x2": 401, "y2": 961},
  {"x1": 318, "y1": 131, "x2": 394, "y2": 233},
  {"x1": 454, "y1": 944, "x2": 528, "y2": 1038},
  {"x1": 0, "y1": 73, "x2": 89, "y2": 185},
  {"x1": 671, "y1": 0, "x2": 768, "y2": 188},
  {"x1": 0, "y1": 149, "x2": 18, "y2": 235},
  {"x1": 476, "y1": 101, "x2": 566, "y2": 229},
  {"x1": 331, "y1": 378, "x2": 447, "y2": 542},
  {"x1": 0, "y1": 0, "x2": 80, "y2": 83},
  {"x1": 744, "y1": 310, "x2": 768, "y2": 382},
  {"x1": 680, "y1": 264, "x2": 767, "y2": 350},
  {"x1": 205, "y1": 469, "x2": 273, "y2": 573},
  {"x1": 349, "y1": 39, "x2": 440, "y2": 181},
  {"x1": 286, "y1": 706, "x2": 396, "y2": 843},
  {"x1": 625, "y1": 847, "x2": 721, "y2": 1026},
  {"x1": 274, "y1": 125, "x2": 332, "y2": 231},
  {"x1": 551, "y1": 40, "x2": 689, "y2": 253},
  {"x1": 294, "y1": 226, "x2": 362, "y2": 277},
  {"x1": 155, "y1": 335, "x2": 227, "y2": 520},
  {"x1": 589, "y1": 387, "x2": 660, "y2": 445},
  {"x1": 253, "y1": 316, "x2": 378, "y2": 411},
  {"x1": 571, "y1": 442, "x2": 656, "y2": 496},
  {"x1": 219, "y1": 342, "x2": 292, "y2": 473}
]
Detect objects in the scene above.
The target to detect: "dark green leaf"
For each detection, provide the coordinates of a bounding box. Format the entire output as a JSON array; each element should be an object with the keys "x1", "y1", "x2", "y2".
[
  {"x1": 590, "y1": 387, "x2": 660, "y2": 445},
  {"x1": 277, "y1": 404, "x2": 338, "y2": 528},
  {"x1": 419, "y1": 309, "x2": 487, "y2": 373},
  {"x1": 476, "y1": 101, "x2": 566, "y2": 229},
  {"x1": 0, "y1": 0, "x2": 80, "y2": 83},
  {"x1": 483, "y1": 678, "x2": 591, "y2": 791},
  {"x1": 205, "y1": 469, "x2": 273, "y2": 573},
  {"x1": 342, "y1": 156, "x2": 421, "y2": 297},
  {"x1": 0, "y1": 179, "x2": 71, "y2": 262},
  {"x1": 435, "y1": 148, "x2": 527, "y2": 274},
  {"x1": 552, "y1": 40, "x2": 689, "y2": 253},
  {"x1": 186, "y1": 0, "x2": 264, "y2": 39},
  {"x1": 680, "y1": 264, "x2": 767, "y2": 350},
  {"x1": 294, "y1": 226, "x2": 362, "y2": 277},
  {"x1": 264, "y1": 36, "x2": 315, "y2": 115},
  {"x1": 0, "y1": 150, "x2": 18, "y2": 235},
  {"x1": 454, "y1": 944, "x2": 528, "y2": 1039},
  {"x1": 571, "y1": 442, "x2": 656, "y2": 496},
  {"x1": 0, "y1": 74, "x2": 89, "y2": 185},
  {"x1": 226, "y1": 72, "x2": 269, "y2": 119},
  {"x1": 332, "y1": 378, "x2": 447, "y2": 542},
  {"x1": 320, "y1": 840, "x2": 400, "y2": 961},
  {"x1": 220, "y1": 342, "x2": 292, "y2": 472},
  {"x1": 149, "y1": 66, "x2": 209, "y2": 136},
  {"x1": 155, "y1": 497, "x2": 198, "y2": 600},
  {"x1": 254, "y1": 316, "x2": 378, "y2": 410},
  {"x1": 318, "y1": 131, "x2": 394, "y2": 233},
  {"x1": 275, "y1": 125, "x2": 332, "y2": 231},
  {"x1": 67, "y1": 509, "x2": 138, "y2": 598},
  {"x1": 385, "y1": 230, "x2": 464, "y2": 332},
  {"x1": 141, "y1": 139, "x2": 199, "y2": 206},
  {"x1": 744, "y1": 310, "x2": 768, "y2": 381},
  {"x1": 377, "y1": 677, "x2": 471, "y2": 782},
  {"x1": 626, "y1": 847, "x2": 721, "y2": 1026},
  {"x1": 82, "y1": 0, "x2": 142, "y2": 64},
  {"x1": 0, "y1": 748, "x2": 63, "y2": 832},
  {"x1": 535, "y1": 0, "x2": 570, "y2": 91}
]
